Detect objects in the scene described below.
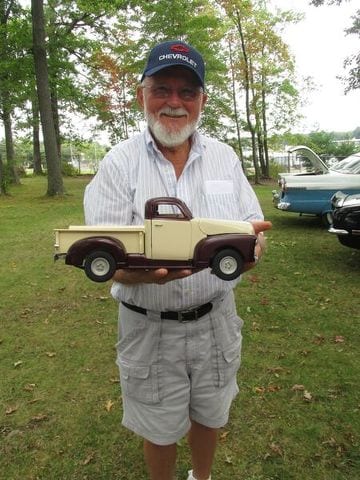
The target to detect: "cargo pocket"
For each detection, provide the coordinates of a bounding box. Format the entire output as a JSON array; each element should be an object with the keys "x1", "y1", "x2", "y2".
[
  {"x1": 117, "y1": 357, "x2": 160, "y2": 405},
  {"x1": 214, "y1": 341, "x2": 241, "y2": 389}
]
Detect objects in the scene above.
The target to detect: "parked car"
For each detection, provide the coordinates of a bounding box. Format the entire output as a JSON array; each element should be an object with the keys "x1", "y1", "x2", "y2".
[
  {"x1": 272, "y1": 146, "x2": 360, "y2": 226},
  {"x1": 328, "y1": 191, "x2": 360, "y2": 249}
]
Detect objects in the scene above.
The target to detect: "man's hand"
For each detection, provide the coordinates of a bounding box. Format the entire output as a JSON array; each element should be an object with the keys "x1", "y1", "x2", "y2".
[
  {"x1": 243, "y1": 220, "x2": 272, "y2": 272},
  {"x1": 112, "y1": 268, "x2": 193, "y2": 285},
  {"x1": 251, "y1": 220, "x2": 272, "y2": 235}
]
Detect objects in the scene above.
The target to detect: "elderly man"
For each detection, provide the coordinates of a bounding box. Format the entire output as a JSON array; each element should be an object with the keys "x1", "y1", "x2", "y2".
[{"x1": 84, "y1": 40, "x2": 270, "y2": 480}]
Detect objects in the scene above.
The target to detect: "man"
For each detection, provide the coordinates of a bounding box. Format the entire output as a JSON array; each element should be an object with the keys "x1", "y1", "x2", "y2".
[{"x1": 84, "y1": 40, "x2": 271, "y2": 480}]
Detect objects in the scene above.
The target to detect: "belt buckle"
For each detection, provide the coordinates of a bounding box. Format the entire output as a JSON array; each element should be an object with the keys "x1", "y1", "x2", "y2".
[{"x1": 178, "y1": 308, "x2": 197, "y2": 322}]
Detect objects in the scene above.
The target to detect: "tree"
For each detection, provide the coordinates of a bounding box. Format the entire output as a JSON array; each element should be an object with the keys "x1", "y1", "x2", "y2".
[
  {"x1": 218, "y1": 0, "x2": 300, "y2": 181},
  {"x1": 0, "y1": 0, "x2": 25, "y2": 185},
  {"x1": 31, "y1": 0, "x2": 64, "y2": 195}
]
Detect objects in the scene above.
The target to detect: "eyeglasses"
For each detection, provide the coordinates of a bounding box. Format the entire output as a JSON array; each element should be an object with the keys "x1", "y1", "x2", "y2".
[{"x1": 142, "y1": 85, "x2": 203, "y2": 101}]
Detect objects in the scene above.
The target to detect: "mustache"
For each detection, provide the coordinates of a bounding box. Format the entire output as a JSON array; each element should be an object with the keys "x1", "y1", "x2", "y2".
[{"x1": 159, "y1": 107, "x2": 188, "y2": 117}]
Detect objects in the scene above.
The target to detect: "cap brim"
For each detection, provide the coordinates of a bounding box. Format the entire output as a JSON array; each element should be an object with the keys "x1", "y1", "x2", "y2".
[{"x1": 141, "y1": 63, "x2": 204, "y2": 88}]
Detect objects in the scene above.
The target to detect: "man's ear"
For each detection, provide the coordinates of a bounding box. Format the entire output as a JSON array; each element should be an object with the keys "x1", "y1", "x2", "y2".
[
  {"x1": 136, "y1": 85, "x2": 145, "y2": 110},
  {"x1": 201, "y1": 93, "x2": 208, "y2": 111}
]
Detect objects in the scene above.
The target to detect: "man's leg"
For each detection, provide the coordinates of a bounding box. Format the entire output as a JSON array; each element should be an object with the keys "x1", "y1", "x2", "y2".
[
  {"x1": 188, "y1": 420, "x2": 218, "y2": 480},
  {"x1": 144, "y1": 439, "x2": 177, "y2": 480}
]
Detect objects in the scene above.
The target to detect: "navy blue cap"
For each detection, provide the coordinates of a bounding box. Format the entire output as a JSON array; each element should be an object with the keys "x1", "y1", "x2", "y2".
[{"x1": 141, "y1": 40, "x2": 205, "y2": 88}]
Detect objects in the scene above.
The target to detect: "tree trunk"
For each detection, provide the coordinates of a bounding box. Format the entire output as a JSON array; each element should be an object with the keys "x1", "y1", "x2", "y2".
[
  {"x1": 0, "y1": 0, "x2": 20, "y2": 185},
  {"x1": 0, "y1": 152, "x2": 7, "y2": 195},
  {"x1": 31, "y1": 0, "x2": 64, "y2": 196},
  {"x1": 31, "y1": 97, "x2": 43, "y2": 175},
  {"x1": 2, "y1": 98, "x2": 20, "y2": 184},
  {"x1": 51, "y1": 88, "x2": 62, "y2": 160},
  {"x1": 236, "y1": 10, "x2": 260, "y2": 183},
  {"x1": 228, "y1": 39, "x2": 245, "y2": 171},
  {"x1": 261, "y1": 78, "x2": 270, "y2": 177}
]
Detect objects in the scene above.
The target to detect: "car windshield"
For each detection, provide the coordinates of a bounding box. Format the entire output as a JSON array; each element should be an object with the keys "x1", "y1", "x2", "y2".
[{"x1": 330, "y1": 154, "x2": 360, "y2": 174}]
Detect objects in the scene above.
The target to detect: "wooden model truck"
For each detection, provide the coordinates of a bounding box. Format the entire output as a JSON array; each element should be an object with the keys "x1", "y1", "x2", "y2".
[{"x1": 54, "y1": 197, "x2": 257, "y2": 282}]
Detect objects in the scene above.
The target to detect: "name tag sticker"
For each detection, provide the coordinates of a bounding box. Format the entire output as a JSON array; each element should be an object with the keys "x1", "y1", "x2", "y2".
[{"x1": 205, "y1": 180, "x2": 234, "y2": 195}]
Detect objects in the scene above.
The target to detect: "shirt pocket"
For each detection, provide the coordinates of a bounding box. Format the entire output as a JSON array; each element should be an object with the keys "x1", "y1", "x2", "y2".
[
  {"x1": 202, "y1": 192, "x2": 239, "y2": 219},
  {"x1": 117, "y1": 357, "x2": 161, "y2": 405}
]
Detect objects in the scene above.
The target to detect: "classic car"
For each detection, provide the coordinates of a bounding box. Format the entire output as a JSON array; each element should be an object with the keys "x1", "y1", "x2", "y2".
[
  {"x1": 272, "y1": 147, "x2": 360, "y2": 226},
  {"x1": 328, "y1": 191, "x2": 360, "y2": 249}
]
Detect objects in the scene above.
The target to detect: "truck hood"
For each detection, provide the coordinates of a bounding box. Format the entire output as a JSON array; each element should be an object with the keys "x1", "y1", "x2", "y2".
[{"x1": 198, "y1": 218, "x2": 254, "y2": 236}]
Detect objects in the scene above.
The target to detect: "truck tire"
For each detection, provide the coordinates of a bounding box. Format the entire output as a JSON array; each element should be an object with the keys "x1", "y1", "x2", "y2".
[
  {"x1": 84, "y1": 251, "x2": 116, "y2": 282},
  {"x1": 211, "y1": 248, "x2": 244, "y2": 281}
]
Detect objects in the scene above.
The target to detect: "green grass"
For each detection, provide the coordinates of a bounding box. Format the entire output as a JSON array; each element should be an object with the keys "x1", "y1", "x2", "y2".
[{"x1": 1, "y1": 176, "x2": 359, "y2": 480}]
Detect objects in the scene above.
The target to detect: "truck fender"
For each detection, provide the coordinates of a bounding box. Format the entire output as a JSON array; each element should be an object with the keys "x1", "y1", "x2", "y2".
[
  {"x1": 193, "y1": 234, "x2": 257, "y2": 267},
  {"x1": 65, "y1": 236, "x2": 126, "y2": 267}
]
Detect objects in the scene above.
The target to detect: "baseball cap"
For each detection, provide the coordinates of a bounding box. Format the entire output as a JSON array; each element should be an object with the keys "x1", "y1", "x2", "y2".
[{"x1": 141, "y1": 40, "x2": 205, "y2": 88}]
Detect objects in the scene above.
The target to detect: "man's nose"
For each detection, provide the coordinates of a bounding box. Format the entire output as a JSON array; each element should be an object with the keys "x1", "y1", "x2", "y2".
[{"x1": 166, "y1": 90, "x2": 183, "y2": 105}]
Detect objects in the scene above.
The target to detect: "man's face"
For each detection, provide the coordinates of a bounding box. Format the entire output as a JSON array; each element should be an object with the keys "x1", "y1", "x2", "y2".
[{"x1": 137, "y1": 66, "x2": 207, "y2": 148}]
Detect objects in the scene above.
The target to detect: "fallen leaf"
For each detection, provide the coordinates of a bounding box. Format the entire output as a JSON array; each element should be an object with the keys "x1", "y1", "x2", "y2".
[
  {"x1": 219, "y1": 431, "x2": 230, "y2": 441},
  {"x1": 224, "y1": 454, "x2": 233, "y2": 464},
  {"x1": 5, "y1": 406, "x2": 18, "y2": 415},
  {"x1": 268, "y1": 367, "x2": 285, "y2": 374},
  {"x1": 31, "y1": 414, "x2": 48, "y2": 423},
  {"x1": 304, "y1": 390, "x2": 313, "y2": 401},
  {"x1": 292, "y1": 384, "x2": 305, "y2": 391},
  {"x1": 267, "y1": 384, "x2": 281, "y2": 393},
  {"x1": 105, "y1": 399, "x2": 115, "y2": 412},
  {"x1": 251, "y1": 322, "x2": 260, "y2": 332},
  {"x1": 254, "y1": 386, "x2": 266, "y2": 394},
  {"x1": 24, "y1": 383, "x2": 36, "y2": 392},
  {"x1": 14, "y1": 361, "x2": 23, "y2": 368},
  {"x1": 109, "y1": 377, "x2": 120, "y2": 384},
  {"x1": 82, "y1": 451, "x2": 95, "y2": 465},
  {"x1": 269, "y1": 442, "x2": 283, "y2": 457},
  {"x1": 335, "y1": 336, "x2": 345, "y2": 343},
  {"x1": 45, "y1": 352, "x2": 56, "y2": 358}
]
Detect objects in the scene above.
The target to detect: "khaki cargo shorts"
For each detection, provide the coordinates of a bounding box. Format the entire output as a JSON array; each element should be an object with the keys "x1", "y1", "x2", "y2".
[{"x1": 116, "y1": 292, "x2": 243, "y2": 446}]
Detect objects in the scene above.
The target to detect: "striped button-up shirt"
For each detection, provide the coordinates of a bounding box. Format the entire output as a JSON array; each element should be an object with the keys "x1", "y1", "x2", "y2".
[{"x1": 84, "y1": 128, "x2": 264, "y2": 311}]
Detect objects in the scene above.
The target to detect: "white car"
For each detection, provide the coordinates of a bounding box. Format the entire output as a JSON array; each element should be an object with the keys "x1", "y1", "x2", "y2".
[{"x1": 272, "y1": 146, "x2": 360, "y2": 226}]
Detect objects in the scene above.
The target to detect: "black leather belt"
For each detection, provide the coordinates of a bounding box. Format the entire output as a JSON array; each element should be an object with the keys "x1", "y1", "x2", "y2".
[{"x1": 121, "y1": 301, "x2": 213, "y2": 322}]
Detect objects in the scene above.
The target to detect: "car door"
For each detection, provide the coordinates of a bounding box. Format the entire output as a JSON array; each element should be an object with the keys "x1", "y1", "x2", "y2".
[{"x1": 150, "y1": 204, "x2": 192, "y2": 260}]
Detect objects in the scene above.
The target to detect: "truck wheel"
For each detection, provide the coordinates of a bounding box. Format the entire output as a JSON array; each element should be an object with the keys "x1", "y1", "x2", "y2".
[
  {"x1": 84, "y1": 251, "x2": 116, "y2": 282},
  {"x1": 211, "y1": 249, "x2": 244, "y2": 281}
]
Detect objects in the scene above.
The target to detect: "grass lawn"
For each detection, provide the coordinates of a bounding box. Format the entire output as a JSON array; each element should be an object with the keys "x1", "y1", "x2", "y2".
[{"x1": 1, "y1": 176, "x2": 359, "y2": 480}]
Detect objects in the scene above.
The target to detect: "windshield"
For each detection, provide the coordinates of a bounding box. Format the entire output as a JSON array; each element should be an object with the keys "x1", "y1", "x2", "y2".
[{"x1": 330, "y1": 154, "x2": 360, "y2": 174}]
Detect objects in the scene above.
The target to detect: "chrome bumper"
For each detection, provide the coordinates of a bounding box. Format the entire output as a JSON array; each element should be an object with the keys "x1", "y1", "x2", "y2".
[
  {"x1": 329, "y1": 227, "x2": 360, "y2": 237},
  {"x1": 272, "y1": 190, "x2": 290, "y2": 210}
]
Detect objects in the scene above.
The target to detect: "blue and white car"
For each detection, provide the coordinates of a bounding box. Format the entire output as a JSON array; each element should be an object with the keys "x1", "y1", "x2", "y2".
[{"x1": 272, "y1": 146, "x2": 360, "y2": 226}]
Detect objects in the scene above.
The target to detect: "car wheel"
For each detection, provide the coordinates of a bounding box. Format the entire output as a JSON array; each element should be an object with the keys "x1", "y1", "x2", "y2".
[
  {"x1": 211, "y1": 249, "x2": 244, "y2": 281},
  {"x1": 84, "y1": 251, "x2": 116, "y2": 282},
  {"x1": 321, "y1": 211, "x2": 333, "y2": 227}
]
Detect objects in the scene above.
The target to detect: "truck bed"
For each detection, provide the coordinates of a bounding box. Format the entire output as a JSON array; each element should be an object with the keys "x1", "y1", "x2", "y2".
[{"x1": 54, "y1": 226, "x2": 145, "y2": 255}]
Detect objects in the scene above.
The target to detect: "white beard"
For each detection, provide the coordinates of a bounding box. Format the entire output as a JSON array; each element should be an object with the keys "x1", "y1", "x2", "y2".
[{"x1": 144, "y1": 106, "x2": 200, "y2": 148}]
